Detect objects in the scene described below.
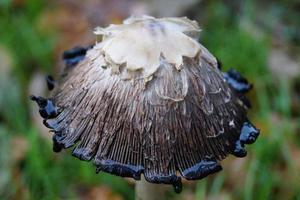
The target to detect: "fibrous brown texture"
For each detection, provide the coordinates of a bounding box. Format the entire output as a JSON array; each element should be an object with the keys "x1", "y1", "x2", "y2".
[
  {"x1": 32, "y1": 16, "x2": 259, "y2": 193},
  {"x1": 47, "y1": 46, "x2": 246, "y2": 183}
]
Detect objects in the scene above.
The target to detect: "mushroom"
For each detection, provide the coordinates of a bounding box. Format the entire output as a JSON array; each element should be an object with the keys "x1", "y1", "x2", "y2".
[{"x1": 31, "y1": 16, "x2": 259, "y2": 194}]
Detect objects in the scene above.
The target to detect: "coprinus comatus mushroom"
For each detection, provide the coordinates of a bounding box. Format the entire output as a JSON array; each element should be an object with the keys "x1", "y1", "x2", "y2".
[{"x1": 31, "y1": 16, "x2": 259, "y2": 193}]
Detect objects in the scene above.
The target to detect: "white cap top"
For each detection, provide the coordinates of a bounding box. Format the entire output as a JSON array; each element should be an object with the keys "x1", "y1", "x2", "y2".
[{"x1": 93, "y1": 15, "x2": 203, "y2": 78}]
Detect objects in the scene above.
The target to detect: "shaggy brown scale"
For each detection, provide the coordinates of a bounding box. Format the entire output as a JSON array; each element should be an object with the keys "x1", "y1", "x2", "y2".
[{"x1": 31, "y1": 16, "x2": 259, "y2": 193}]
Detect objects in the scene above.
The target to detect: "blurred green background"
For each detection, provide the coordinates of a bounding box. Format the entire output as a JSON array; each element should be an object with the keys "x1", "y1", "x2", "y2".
[{"x1": 0, "y1": 0, "x2": 300, "y2": 200}]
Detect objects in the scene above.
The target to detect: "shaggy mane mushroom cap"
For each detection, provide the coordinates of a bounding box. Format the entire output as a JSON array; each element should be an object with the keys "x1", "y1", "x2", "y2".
[{"x1": 31, "y1": 16, "x2": 259, "y2": 193}]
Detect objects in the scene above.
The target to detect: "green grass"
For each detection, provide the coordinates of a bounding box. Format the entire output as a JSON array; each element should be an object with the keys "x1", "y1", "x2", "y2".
[{"x1": 0, "y1": 0, "x2": 54, "y2": 86}]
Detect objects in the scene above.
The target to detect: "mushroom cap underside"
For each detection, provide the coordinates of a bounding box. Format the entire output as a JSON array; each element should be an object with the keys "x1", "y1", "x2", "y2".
[{"x1": 45, "y1": 47, "x2": 252, "y2": 191}]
